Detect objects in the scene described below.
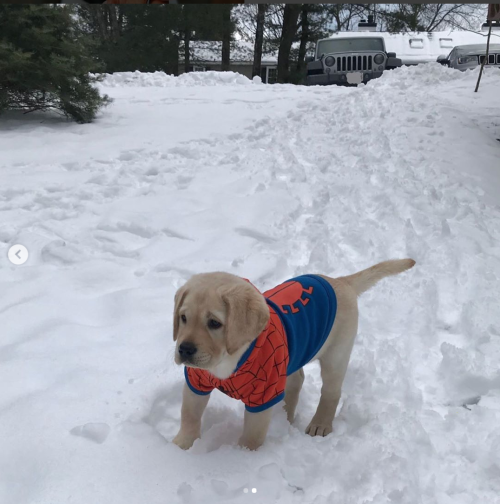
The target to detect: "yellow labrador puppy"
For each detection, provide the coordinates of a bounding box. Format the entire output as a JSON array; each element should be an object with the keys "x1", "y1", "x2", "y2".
[{"x1": 172, "y1": 259, "x2": 415, "y2": 451}]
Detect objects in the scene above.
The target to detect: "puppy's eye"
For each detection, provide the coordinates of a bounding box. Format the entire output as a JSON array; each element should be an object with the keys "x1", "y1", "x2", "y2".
[
  {"x1": 207, "y1": 319, "x2": 222, "y2": 330},
  {"x1": 180, "y1": 314, "x2": 187, "y2": 324}
]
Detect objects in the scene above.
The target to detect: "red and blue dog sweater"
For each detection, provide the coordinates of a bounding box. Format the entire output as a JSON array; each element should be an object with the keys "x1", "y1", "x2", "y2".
[{"x1": 184, "y1": 275, "x2": 337, "y2": 412}]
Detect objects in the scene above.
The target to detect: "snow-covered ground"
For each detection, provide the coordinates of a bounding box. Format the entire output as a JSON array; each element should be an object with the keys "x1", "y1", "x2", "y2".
[{"x1": 1, "y1": 65, "x2": 500, "y2": 504}]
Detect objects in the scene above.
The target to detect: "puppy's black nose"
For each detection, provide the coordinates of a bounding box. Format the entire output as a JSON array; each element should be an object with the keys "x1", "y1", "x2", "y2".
[{"x1": 178, "y1": 342, "x2": 197, "y2": 358}]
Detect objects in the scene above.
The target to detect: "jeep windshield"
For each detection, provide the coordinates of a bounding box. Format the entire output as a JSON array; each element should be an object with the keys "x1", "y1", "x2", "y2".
[{"x1": 317, "y1": 38, "x2": 385, "y2": 57}]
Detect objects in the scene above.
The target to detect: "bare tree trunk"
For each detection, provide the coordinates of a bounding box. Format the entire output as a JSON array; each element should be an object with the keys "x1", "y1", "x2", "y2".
[
  {"x1": 221, "y1": 7, "x2": 231, "y2": 71},
  {"x1": 277, "y1": 4, "x2": 301, "y2": 84},
  {"x1": 106, "y1": 5, "x2": 120, "y2": 43},
  {"x1": 332, "y1": 9, "x2": 341, "y2": 32},
  {"x1": 90, "y1": 6, "x2": 109, "y2": 42},
  {"x1": 183, "y1": 6, "x2": 191, "y2": 72},
  {"x1": 118, "y1": 6, "x2": 124, "y2": 31},
  {"x1": 296, "y1": 5, "x2": 309, "y2": 76},
  {"x1": 184, "y1": 30, "x2": 191, "y2": 72},
  {"x1": 172, "y1": 34, "x2": 181, "y2": 76},
  {"x1": 252, "y1": 3, "x2": 267, "y2": 78}
]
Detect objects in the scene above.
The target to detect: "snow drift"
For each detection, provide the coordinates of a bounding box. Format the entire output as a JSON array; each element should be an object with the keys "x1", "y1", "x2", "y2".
[{"x1": 98, "y1": 69, "x2": 255, "y2": 87}]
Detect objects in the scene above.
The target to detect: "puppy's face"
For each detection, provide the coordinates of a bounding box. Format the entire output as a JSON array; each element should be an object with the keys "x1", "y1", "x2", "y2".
[{"x1": 173, "y1": 273, "x2": 270, "y2": 376}]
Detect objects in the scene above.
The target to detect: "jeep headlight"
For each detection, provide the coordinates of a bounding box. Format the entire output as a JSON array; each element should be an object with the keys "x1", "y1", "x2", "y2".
[
  {"x1": 325, "y1": 56, "x2": 335, "y2": 67},
  {"x1": 457, "y1": 56, "x2": 477, "y2": 64},
  {"x1": 374, "y1": 54, "x2": 385, "y2": 64}
]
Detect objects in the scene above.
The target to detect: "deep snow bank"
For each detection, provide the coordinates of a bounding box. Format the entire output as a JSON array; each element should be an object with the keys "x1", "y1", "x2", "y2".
[{"x1": 98, "y1": 69, "x2": 256, "y2": 87}]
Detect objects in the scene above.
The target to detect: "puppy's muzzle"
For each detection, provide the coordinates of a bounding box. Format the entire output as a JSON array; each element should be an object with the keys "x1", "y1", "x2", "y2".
[{"x1": 178, "y1": 342, "x2": 197, "y2": 363}]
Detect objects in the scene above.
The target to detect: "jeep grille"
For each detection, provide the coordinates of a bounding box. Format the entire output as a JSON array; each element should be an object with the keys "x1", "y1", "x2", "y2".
[
  {"x1": 336, "y1": 55, "x2": 373, "y2": 72},
  {"x1": 478, "y1": 53, "x2": 500, "y2": 65}
]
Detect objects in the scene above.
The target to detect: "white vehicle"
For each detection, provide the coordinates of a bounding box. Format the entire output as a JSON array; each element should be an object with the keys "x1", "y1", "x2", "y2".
[{"x1": 437, "y1": 43, "x2": 500, "y2": 70}]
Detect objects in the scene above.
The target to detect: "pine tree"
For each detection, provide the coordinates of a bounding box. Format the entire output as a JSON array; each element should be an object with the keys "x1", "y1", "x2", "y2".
[{"x1": 0, "y1": 5, "x2": 110, "y2": 123}]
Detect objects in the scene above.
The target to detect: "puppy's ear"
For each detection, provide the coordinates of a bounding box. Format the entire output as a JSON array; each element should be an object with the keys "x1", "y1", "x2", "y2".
[
  {"x1": 173, "y1": 285, "x2": 188, "y2": 341},
  {"x1": 218, "y1": 283, "x2": 270, "y2": 355}
]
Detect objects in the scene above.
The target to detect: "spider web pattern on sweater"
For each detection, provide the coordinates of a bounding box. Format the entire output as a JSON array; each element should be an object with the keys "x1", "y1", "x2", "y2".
[{"x1": 185, "y1": 307, "x2": 289, "y2": 409}]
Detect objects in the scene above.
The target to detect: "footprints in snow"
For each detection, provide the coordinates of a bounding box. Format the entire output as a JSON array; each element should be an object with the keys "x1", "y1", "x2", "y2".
[
  {"x1": 95, "y1": 221, "x2": 192, "y2": 242},
  {"x1": 92, "y1": 218, "x2": 276, "y2": 264},
  {"x1": 2, "y1": 124, "x2": 265, "y2": 218},
  {"x1": 70, "y1": 423, "x2": 111, "y2": 444},
  {"x1": 70, "y1": 378, "x2": 141, "y2": 445},
  {"x1": 82, "y1": 146, "x2": 204, "y2": 192},
  {"x1": 92, "y1": 220, "x2": 193, "y2": 261},
  {"x1": 234, "y1": 227, "x2": 277, "y2": 244}
]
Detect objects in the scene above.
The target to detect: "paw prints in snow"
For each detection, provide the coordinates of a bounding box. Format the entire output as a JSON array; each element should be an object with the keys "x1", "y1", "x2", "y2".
[{"x1": 70, "y1": 423, "x2": 111, "y2": 444}]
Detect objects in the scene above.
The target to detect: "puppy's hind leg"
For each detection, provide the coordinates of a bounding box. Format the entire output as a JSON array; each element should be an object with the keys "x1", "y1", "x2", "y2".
[
  {"x1": 306, "y1": 320, "x2": 358, "y2": 437},
  {"x1": 306, "y1": 276, "x2": 359, "y2": 437},
  {"x1": 283, "y1": 368, "x2": 304, "y2": 423},
  {"x1": 305, "y1": 357, "x2": 345, "y2": 437}
]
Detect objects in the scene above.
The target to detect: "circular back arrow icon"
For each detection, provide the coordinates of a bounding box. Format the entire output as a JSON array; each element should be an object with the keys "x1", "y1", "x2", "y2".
[{"x1": 8, "y1": 244, "x2": 29, "y2": 265}]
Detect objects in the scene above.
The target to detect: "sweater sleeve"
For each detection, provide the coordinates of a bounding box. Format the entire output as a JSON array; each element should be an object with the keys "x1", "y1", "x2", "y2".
[{"x1": 184, "y1": 367, "x2": 214, "y2": 396}]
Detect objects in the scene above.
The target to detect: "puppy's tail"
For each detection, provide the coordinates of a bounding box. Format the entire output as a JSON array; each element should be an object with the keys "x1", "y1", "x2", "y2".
[{"x1": 342, "y1": 259, "x2": 416, "y2": 296}]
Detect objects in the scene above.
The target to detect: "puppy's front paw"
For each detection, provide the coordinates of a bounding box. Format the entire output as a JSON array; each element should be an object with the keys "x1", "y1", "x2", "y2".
[
  {"x1": 172, "y1": 431, "x2": 198, "y2": 450},
  {"x1": 305, "y1": 422, "x2": 332, "y2": 437},
  {"x1": 238, "y1": 436, "x2": 263, "y2": 451}
]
